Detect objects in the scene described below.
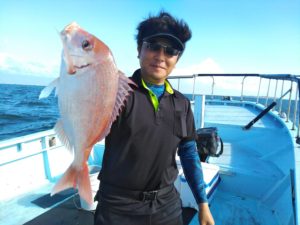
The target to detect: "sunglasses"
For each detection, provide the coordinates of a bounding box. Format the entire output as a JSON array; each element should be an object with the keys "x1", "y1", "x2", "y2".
[{"x1": 143, "y1": 41, "x2": 181, "y2": 57}]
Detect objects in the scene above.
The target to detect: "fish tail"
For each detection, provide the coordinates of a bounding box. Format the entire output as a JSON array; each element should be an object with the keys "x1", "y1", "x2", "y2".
[
  {"x1": 51, "y1": 165, "x2": 77, "y2": 196},
  {"x1": 51, "y1": 163, "x2": 92, "y2": 205},
  {"x1": 77, "y1": 162, "x2": 93, "y2": 205}
]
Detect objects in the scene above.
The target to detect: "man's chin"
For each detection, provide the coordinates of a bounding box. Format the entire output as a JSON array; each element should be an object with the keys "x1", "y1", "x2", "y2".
[
  {"x1": 149, "y1": 70, "x2": 167, "y2": 79},
  {"x1": 141, "y1": 69, "x2": 168, "y2": 83}
]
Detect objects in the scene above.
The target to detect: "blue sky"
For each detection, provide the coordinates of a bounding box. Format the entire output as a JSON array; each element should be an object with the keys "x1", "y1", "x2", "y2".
[{"x1": 0, "y1": 0, "x2": 300, "y2": 86}]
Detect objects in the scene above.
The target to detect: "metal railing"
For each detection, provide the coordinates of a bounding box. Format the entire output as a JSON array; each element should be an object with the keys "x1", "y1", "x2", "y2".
[
  {"x1": 0, "y1": 129, "x2": 63, "y2": 181},
  {"x1": 0, "y1": 128, "x2": 104, "y2": 181},
  {"x1": 169, "y1": 73, "x2": 300, "y2": 134}
]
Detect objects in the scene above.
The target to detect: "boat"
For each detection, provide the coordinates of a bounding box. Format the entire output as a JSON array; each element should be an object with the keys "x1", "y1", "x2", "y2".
[{"x1": 0, "y1": 73, "x2": 299, "y2": 225}]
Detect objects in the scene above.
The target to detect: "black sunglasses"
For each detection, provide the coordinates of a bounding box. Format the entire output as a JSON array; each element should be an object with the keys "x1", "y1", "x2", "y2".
[{"x1": 143, "y1": 41, "x2": 181, "y2": 57}]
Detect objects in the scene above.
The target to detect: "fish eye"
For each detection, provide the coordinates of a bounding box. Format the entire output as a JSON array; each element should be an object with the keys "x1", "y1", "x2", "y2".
[{"x1": 82, "y1": 40, "x2": 92, "y2": 50}]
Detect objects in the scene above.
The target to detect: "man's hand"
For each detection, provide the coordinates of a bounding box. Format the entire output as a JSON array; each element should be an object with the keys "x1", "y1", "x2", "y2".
[{"x1": 198, "y1": 203, "x2": 215, "y2": 225}]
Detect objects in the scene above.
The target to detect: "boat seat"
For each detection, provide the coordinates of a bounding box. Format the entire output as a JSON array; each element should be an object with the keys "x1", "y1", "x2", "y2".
[{"x1": 175, "y1": 160, "x2": 220, "y2": 210}]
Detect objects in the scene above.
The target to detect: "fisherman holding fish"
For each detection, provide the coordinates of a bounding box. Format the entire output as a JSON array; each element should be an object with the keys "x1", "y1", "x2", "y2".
[
  {"x1": 40, "y1": 8, "x2": 213, "y2": 225},
  {"x1": 94, "y1": 11, "x2": 215, "y2": 225}
]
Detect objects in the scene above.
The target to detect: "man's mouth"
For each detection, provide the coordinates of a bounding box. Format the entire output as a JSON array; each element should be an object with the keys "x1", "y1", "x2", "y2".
[{"x1": 151, "y1": 64, "x2": 165, "y2": 69}]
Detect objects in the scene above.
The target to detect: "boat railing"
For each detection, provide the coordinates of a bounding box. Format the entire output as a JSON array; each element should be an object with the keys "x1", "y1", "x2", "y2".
[
  {"x1": 0, "y1": 128, "x2": 103, "y2": 184},
  {"x1": 169, "y1": 73, "x2": 300, "y2": 136},
  {"x1": 0, "y1": 129, "x2": 65, "y2": 181}
]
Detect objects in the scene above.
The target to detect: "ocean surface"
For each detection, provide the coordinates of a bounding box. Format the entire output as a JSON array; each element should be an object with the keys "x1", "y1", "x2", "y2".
[
  {"x1": 0, "y1": 84, "x2": 59, "y2": 141},
  {"x1": 0, "y1": 83, "x2": 298, "y2": 141}
]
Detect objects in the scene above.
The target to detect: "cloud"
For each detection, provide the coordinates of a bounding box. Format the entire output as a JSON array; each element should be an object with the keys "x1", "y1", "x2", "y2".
[
  {"x1": 0, "y1": 53, "x2": 10, "y2": 69},
  {"x1": 171, "y1": 57, "x2": 224, "y2": 76},
  {"x1": 168, "y1": 58, "x2": 264, "y2": 97},
  {"x1": 169, "y1": 58, "x2": 228, "y2": 95},
  {"x1": 0, "y1": 52, "x2": 59, "y2": 77}
]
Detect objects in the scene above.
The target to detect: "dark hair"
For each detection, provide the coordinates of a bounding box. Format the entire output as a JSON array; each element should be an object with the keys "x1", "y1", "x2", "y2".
[{"x1": 136, "y1": 11, "x2": 192, "y2": 51}]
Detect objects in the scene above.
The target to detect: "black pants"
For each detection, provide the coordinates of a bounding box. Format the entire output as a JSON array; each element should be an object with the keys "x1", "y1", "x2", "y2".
[
  {"x1": 94, "y1": 202, "x2": 183, "y2": 225},
  {"x1": 94, "y1": 184, "x2": 183, "y2": 225}
]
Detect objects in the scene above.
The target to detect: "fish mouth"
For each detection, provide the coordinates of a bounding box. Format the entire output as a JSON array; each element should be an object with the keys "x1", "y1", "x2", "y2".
[
  {"x1": 74, "y1": 64, "x2": 91, "y2": 69},
  {"x1": 67, "y1": 63, "x2": 91, "y2": 75}
]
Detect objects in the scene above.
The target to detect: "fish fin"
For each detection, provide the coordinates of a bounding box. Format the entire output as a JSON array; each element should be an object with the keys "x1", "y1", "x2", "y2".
[
  {"x1": 51, "y1": 163, "x2": 93, "y2": 205},
  {"x1": 54, "y1": 119, "x2": 73, "y2": 152},
  {"x1": 98, "y1": 71, "x2": 136, "y2": 141},
  {"x1": 111, "y1": 71, "x2": 136, "y2": 122},
  {"x1": 51, "y1": 164, "x2": 77, "y2": 196},
  {"x1": 39, "y1": 78, "x2": 59, "y2": 99}
]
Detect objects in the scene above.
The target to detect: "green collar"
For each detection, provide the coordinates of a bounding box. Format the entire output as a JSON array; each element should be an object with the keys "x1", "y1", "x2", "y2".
[
  {"x1": 141, "y1": 79, "x2": 174, "y2": 111},
  {"x1": 165, "y1": 80, "x2": 174, "y2": 94}
]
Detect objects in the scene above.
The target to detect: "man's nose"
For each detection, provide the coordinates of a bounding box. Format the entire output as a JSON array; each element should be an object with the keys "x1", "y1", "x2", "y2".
[{"x1": 155, "y1": 47, "x2": 166, "y2": 57}]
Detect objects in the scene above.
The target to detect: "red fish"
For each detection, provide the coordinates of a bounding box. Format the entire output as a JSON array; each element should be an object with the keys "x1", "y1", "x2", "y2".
[{"x1": 40, "y1": 22, "x2": 135, "y2": 205}]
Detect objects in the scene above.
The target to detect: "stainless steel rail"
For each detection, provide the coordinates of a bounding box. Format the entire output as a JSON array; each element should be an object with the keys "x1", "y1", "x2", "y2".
[{"x1": 169, "y1": 73, "x2": 300, "y2": 135}]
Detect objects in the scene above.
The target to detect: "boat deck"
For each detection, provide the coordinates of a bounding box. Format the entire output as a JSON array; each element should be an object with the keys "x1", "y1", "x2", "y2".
[
  {"x1": 1, "y1": 182, "x2": 52, "y2": 225},
  {"x1": 0, "y1": 100, "x2": 297, "y2": 225},
  {"x1": 203, "y1": 102, "x2": 295, "y2": 225}
]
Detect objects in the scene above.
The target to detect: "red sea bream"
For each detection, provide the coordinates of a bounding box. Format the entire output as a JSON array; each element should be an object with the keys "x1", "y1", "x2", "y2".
[{"x1": 39, "y1": 22, "x2": 135, "y2": 205}]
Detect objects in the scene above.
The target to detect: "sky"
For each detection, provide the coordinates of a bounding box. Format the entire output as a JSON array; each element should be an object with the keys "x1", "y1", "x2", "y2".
[{"x1": 0, "y1": 0, "x2": 300, "y2": 93}]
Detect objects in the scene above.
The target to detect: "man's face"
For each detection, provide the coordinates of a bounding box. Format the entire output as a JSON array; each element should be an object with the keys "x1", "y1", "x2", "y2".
[{"x1": 138, "y1": 38, "x2": 180, "y2": 85}]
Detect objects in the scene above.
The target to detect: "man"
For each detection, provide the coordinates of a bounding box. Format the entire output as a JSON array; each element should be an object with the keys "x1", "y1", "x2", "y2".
[{"x1": 94, "y1": 11, "x2": 215, "y2": 225}]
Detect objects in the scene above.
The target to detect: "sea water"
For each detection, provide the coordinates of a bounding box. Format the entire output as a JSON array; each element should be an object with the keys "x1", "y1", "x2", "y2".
[
  {"x1": 0, "y1": 83, "x2": 297, "y2": 141},
  {"x1": 0, "y1": 83, "x2": 59, "y2": 141}
]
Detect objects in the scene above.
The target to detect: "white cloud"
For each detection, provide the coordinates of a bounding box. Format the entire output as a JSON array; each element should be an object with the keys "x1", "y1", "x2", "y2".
[
  {"x1": 168, "y1": 58, "x2": 265, "y2": 97},
  {"x1": 0, "y1": 52, "x2": 59, "y2": 77},
  {"x1": 0, "y1": 53, "x2": 9, "y2": 68},
  {"x1": 169, "y1": 58, "x2": 229, "y2": 95},
  {"x1": 171, "y1": 57, "x2": 224, "y2": 76}
]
